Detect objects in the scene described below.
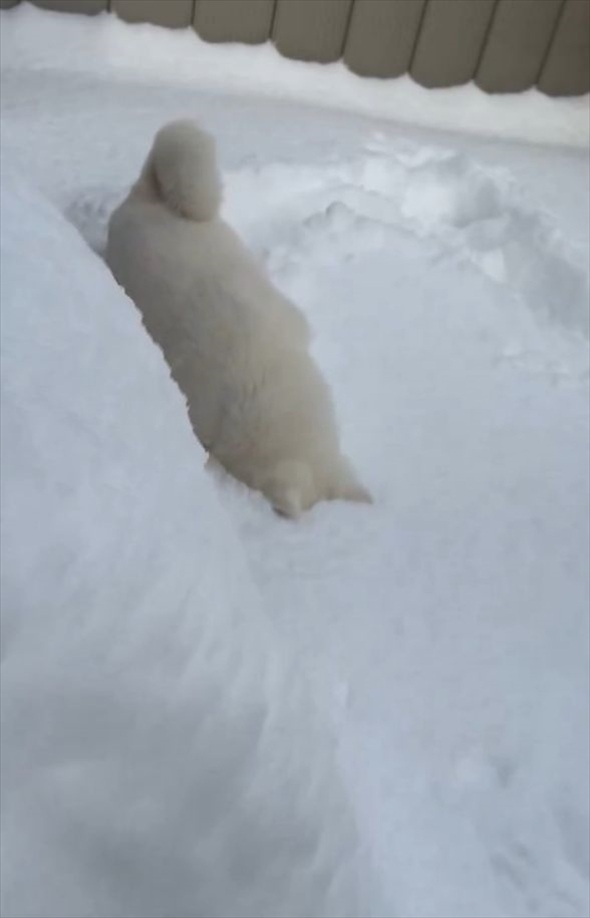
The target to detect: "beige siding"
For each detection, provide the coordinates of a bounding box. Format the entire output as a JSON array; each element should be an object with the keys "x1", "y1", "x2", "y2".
[
  {"x1": 539, "y1": 0, "x2": 590, "y2": 96},
  {"x1": 345, "y1": 0, "x2": 426, "y2": 79},
  {"x1": 477, "y1": 0, "x2": 564, "y2": 93},
  {"x1": 4, "y1": 0, "x2": 588, "y2": 97},
  {"x1": 112, "y1": 0, "x2": 194, "y2": 29},
  {"x1": 31, "y1": 0, "x2": 107, "y2": 12},
  {"x1": 411, "y1": 0, "x2": 496, "y2": 88},
  {"x1": 194, "y1": 0, "x2": 274, "y2": 45},
  {"x1": 272, "y1": 0, "x2": 353, "y2": 63}
]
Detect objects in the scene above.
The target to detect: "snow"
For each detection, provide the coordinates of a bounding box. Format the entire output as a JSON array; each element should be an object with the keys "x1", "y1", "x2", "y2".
[
  {"x1": 1, "y1": 5, "x2": 589, "y2": 918},
  {"x1": 0, "y1": 168, "x2": 378, "y2": 918},
  {"x1": 1, "y1": 2, "x2": 589, "y2": 150}
]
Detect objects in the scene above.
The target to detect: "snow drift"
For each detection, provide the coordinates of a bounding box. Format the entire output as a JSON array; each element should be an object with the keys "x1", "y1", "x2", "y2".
[
  {"x1": 0, "y1": 167, "x2": 377, "y2": 918},
  {"x1": 1, "y1": 6, "x2": 588, "y2": 916}
]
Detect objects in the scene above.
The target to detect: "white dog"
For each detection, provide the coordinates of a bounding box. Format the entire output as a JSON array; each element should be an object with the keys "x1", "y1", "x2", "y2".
[{"x1": 107, "y1": 120, "x2": 371, "y2": 518}]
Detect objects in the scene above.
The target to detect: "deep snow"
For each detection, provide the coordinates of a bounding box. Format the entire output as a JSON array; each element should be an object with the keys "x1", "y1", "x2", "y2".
[
  {"x1": 1, "y1": 6, "x2": 589, "y2": 918},
  {"x1": 0, "y1": 165, "x2": 377, "y2": 918}
]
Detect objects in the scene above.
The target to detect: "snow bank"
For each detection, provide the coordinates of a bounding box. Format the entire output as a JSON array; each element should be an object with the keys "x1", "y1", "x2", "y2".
[
  {"x1": 1, "y1": 2, "x2": 588, "y2": 149},
  {"x1": 0, "y1": 168, "x2": 377, "y2": 918},
  {"x1": 1, "y1": 11, "x2": 588, "y2": 913}
]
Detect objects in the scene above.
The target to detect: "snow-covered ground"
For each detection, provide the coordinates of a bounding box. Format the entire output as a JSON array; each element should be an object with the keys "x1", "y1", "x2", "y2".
[
  {"x1": 1, "y1": 5, "x2": 589, "y2": 918},
  {"x1": 1, "y1": 165, "x2": 377, "y2": 918}
]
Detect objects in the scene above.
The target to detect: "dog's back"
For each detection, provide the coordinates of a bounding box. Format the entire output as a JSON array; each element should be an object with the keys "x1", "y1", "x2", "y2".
[{"x1": 107, "y1": 120, "x2": 371, "y2": 517}]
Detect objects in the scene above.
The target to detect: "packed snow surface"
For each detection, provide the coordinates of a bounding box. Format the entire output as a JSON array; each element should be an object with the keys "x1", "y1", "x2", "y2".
[
  {"x1": 1, "y1": 2, "x2": 588, "y2": 149},
  {"x1": 1, "y1": 5, "x2": 589, "y2": 918}
]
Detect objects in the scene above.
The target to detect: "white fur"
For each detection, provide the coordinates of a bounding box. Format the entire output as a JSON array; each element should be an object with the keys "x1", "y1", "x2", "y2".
[{"x1": 107, "y1": 120, "x2": 371, "y2": 517}]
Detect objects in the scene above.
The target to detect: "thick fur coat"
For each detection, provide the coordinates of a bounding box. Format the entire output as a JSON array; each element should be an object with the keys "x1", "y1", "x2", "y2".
[{"x1": 107, "y1": 120, "x2": 370, "y2": 517}]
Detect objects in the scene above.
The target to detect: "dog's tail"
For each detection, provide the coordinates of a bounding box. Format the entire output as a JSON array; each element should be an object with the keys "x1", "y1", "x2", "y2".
[
  {"x1": 329, "y1": 456, "x2": 373, "y2": 507},
  {"x1": 266, "y1": 457, "x2": 372, "y2": 519},
  {"x1": 146, "y1": 119, "x2": 222, "y2": 222}
]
